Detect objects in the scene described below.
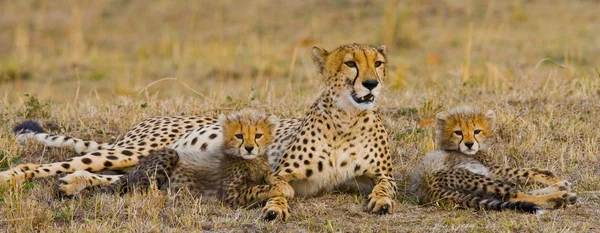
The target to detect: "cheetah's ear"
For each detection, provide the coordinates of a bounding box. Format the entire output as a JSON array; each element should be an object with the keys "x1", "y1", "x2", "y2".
[
  {"x1": 264, "y1": 114, "x2": 278, "y2": 129},
  {"x1": 218, "y1": 114, "x2": 229, "y2": 125},
  {"x1": 377, "y1": 45, "x2": 387, "y2": 56},
  {"x1": 436, "y1": 111, "x2": 448, "y2": 124},
  {"x1": 485, "y1": 110, "x2": 496, "y2": 120},
  {"x1": 312, "y1": 45, "x2": 329, "y2": 74},
  {"x1": 485, "y1": 110, "x2": 496, "y2": 126}
]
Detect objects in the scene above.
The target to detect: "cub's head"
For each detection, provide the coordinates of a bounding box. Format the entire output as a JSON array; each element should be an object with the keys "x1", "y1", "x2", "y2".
[
  {"x1": 219, "y1": 110, "x2": 277, "y2": 159},
  {"x1": 436, "y1": 106, "x2": 496, "y2": 155},
  {"x1": 311, "y1": 43, "x2": 387, "y2": 112}
]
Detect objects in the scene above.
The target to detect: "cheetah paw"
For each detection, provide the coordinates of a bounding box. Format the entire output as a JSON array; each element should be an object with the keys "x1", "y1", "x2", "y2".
[
  {"x1": 549, "y1": 192, "x2": 577, "y2": 209},
  {"x1": 366, "y1": 193, "x2": 395, "y2": 215},
  {"x1": 261, "y1": 197, "x2": 290, "y2": 221},
  {"x1": 528, "y1": 180, "x2": 573, "y2": 195},
  {"x1": 56, "y1": 171, "x2": 94, "y2": 197}
]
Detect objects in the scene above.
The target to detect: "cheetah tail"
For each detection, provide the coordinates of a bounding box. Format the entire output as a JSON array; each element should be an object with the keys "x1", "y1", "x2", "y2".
[
  {"x1": 13, "y1": 120, "x2": 113, "y2": 154},
  {"x1": 13, "y1": 120, "x2": 45, "y2": 134}
]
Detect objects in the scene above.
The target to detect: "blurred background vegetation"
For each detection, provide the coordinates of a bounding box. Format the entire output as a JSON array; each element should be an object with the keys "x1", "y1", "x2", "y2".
[{"x1": 1, "y1": 0, "x2": 598, "y2": 104}]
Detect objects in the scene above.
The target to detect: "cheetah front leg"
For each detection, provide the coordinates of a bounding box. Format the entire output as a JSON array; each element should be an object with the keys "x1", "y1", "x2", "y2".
[
  {"x1": 364, "y1": 174, "x2": 397, "y2": 214},
  {"x1": 362, "y1": 138, "x2": 397, "y2": 214},
  {"x1": 260, "y1": 173, "x2": 295, "y2": 221},
  {"x1": 222, "y1": 173, "x2": 293, "y2": 207},
  {"x1": 490, "y1": 167, "x2": 574, "y2": 194}
]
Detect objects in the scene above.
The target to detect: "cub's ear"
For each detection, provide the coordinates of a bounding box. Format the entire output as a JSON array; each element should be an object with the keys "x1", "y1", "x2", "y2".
[
  {"x1": 377, "y1": 45, "x2": 387, "y2": 56},
  {"x1": 436, "y1": 111, "x2": 448, "y2": 124},
  {"x1": 485, "y1": 110, "x2": 496, "y2": 120},
  {"x1": 218, "y1": 114, "x2": 228, "y2": 125},
  {"x1": 485, "y1": 110, "x2": 496, "y2": 128},
  {"x1": 312, "y1": 45, "x2": 329, "y2": 74},
  {"x1": 264, "y1": 114, "x2": 278, "y2": 129}
]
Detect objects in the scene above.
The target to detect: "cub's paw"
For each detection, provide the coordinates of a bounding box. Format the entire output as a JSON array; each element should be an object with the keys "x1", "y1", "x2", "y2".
[
  {"x1": 366, "y1": 193, "x2": 395, "y2": 215},
  {"x1": 555, "y1": 180, "x2": 574, "y2": 192},
  {"x1": 549, "y1": 192, "x2": 577, "y2": 209},
  {"x1": 274, "y1": 182, "x2": 294, "y2": 199},
  {"x1": 528, "y1": 180, "x2": 574, "y2": 195},
  {"x1": 261, "y1": 197, "x2": 290, "y2": 222}
]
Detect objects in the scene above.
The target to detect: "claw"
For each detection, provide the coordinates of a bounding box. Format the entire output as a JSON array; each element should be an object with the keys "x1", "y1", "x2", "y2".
[
  {"x1": 264, "y1": 210, "x2": 278, "y2": 222},
  {"x1": 377, "y1": 204, "x2": 389, "y2": 215}
]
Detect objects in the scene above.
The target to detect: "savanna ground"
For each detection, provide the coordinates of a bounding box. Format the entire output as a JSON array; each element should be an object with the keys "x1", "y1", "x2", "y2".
[{"x1": 0, "y1": 0, "x2": 599, "y2": 232}]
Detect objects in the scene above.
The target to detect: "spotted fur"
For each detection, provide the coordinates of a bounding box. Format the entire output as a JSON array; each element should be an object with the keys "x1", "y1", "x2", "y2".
[{"x1": 4, "y1": 43, "x2": 396, "y2": 222}]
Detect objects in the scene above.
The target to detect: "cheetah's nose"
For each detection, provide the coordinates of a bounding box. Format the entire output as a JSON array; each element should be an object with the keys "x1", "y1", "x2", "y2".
[
  {"x1": 244, "y1": 146, "x2": 254, "y2": 153},
  {"x1": 464, "y1": 142, "x2": 474, "y2": 148},
  {"x1": 362, "y1": 80, "x2": 379, "y2": 90}
]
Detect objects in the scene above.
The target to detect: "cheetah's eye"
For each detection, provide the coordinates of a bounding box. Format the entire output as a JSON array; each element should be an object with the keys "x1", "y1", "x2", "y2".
[
  {"x1": 474, "y1": 130, "x2": 482, "y2": 135},
  {"x1": 374, "y1": 61, "x2": 383, "y2": 67},
  {"x1": 255, "y1": 133, "x2": 263, "y2": 139},
  {"x1": 454, "y1": 130, "x2": 463, "y2": 136},
  {"x1": 344, "y1": 61, "x2": 356, "y2": 68},
  {"x1": 235, "y1": 134, "x2": 243, "y2": 140}
]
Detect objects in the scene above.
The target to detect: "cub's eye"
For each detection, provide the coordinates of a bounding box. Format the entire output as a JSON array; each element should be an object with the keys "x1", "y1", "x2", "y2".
[
  {"x1": 374, "y1": 61, "x2": 383, "y2": 67},
  {"x1": 255, "y1": 134, "x2": 263, "y2": 139},
  {"x1": 453, "y1": 130, "x2": 463, "y2": 136},
  {"x1": 344, "y1": 61, "x2": 356, "y2": 68},
  {"x1": 474, "y1": 130, "x2": 482, "y2": 135},
  {"x1": 235, "y1": 134, "x2": 243, "y2": 140}
]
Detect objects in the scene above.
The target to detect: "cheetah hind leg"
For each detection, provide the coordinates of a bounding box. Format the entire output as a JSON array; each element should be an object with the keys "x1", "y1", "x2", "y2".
[{"x1": 56, "y1": 171, "x2": 122, "y2": 197}]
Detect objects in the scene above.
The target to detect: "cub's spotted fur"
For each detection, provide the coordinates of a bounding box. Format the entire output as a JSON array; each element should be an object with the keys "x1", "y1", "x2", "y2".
[{"x1": 410, "y1": 106, "x2": 576, "y2": 213}]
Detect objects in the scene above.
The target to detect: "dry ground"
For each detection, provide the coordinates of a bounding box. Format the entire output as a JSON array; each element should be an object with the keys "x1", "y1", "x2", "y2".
[{"x1": 1, "y1": 0, "x2": 599, "y2": 232}]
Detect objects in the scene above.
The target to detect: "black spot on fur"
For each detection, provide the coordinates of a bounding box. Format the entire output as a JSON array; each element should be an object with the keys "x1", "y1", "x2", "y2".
[
  {"x1": 13, "y1": 120, "x2": 45, "y2": 135},
  {"x1": 61, "y1": 163, "x2": 70, "y2": 169},
  {"x1": 306, "y1": 169, "x2": 313, "y2": 177},
  {"x1": 82, "y1": 158, "x2": 92, "y2": 164},
  {"x1": 104, "y1": 161, "x2": 113, "y2": 167},
  {"x1": 122, "y1": 150, "x2": 134, "y2": 156}
]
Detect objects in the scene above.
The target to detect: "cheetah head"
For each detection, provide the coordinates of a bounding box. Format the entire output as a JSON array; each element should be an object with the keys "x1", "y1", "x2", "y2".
[
  {"x1": 219, "y1": 110, "x2": 277, "y2": 159},
  {"x1": 436, "y1": 106, "x2": 496, "y2": 155},
  {"x1": 311, "y1": 43, "x2": 387, "y2": 112}
]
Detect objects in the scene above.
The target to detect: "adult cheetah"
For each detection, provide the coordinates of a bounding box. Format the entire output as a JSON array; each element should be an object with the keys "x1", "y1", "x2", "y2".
[
  {"x1": 5, "y1": 43, "x2": 396, "y2": 221},
  {"x1": 410, "y1": 106, "x2": 577, "y2": 214}
]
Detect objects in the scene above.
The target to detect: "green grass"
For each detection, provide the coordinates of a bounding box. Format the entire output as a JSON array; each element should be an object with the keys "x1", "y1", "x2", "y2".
[{"x1": 1, "y1": 0, "x2": 599, "y2": 232}]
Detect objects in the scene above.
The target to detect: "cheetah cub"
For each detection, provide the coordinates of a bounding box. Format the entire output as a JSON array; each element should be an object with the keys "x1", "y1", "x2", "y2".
[
  {"x1": 410, "y1": 106, "x2": 576, "y2": 214},
  {"x1": 104, "y1": 110, "x2": 282, "y2": 207}
]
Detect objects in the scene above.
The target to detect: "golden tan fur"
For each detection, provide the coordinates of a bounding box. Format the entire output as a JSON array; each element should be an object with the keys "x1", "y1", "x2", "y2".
[{"x1": 260, "y1": 44, "x2": 396, "y2": 221}]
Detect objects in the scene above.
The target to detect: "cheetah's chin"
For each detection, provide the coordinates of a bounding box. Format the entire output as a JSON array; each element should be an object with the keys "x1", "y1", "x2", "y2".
[
  {"x1": 240, "y1": 154, "x2": 258, "y2": 160},
  {"x1": 462, "y1": 149, "x2": 478, "y2": 155},
  {"x1": 351, "y1": 93, "x2": 375, "y2": 104}
]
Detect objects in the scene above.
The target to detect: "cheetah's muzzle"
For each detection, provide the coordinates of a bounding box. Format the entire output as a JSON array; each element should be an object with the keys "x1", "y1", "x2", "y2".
[{"x1": 351, "y1": 92, "x2": 375, "y2": 104}]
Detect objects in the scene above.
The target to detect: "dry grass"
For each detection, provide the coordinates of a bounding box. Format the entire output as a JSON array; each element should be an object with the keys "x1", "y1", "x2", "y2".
[{"x1": 0, "y1": 0, "x2": 599, "y2": 232}]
